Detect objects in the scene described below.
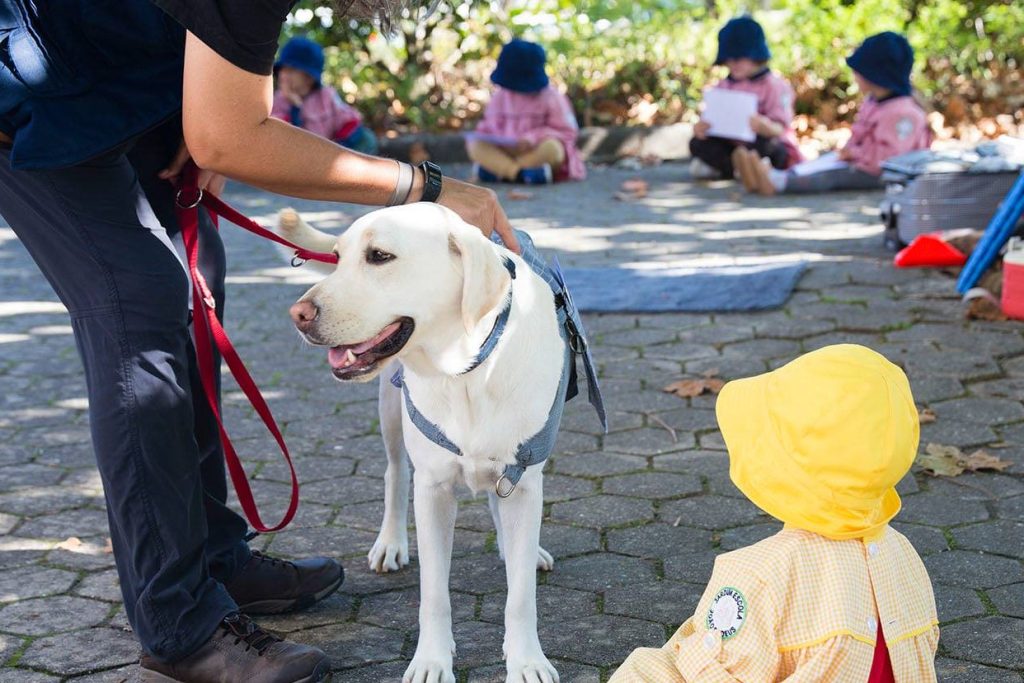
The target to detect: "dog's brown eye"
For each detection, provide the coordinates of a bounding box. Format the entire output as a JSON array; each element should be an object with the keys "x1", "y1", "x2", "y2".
[{"x1": 366, "y1": 248, "x2": 395, "y2": 265}]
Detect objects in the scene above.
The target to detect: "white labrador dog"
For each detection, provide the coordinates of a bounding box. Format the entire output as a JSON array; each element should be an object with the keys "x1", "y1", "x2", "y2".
[{"x1": 280, "y1": 204, "x2": 568, "y2": 683}]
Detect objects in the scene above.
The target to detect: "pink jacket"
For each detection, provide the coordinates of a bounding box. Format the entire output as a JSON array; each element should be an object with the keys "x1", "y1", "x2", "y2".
[
  {"x1": 714, "y1": 70, "x2": 802, "y2": 166},
  {"x1": 473, "y1": 86, "x2": 585, "y2": 181},
  {"x1": 844, "y1": 95, "x2": 932, "y2": 176},
  {"x1": 272, "y1": 86, "x2": 362, "y2": 142}
]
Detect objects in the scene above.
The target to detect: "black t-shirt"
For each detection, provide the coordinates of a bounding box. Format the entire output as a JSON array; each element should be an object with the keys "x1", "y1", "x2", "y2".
[{"x1": 152, "y1": 0, "x2": 298, "y2": 75}]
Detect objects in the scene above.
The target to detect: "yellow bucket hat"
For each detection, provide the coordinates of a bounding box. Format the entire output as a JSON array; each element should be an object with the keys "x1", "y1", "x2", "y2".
[{"x1": 716, "y1": 344, "x2": 919, "y2": 541}]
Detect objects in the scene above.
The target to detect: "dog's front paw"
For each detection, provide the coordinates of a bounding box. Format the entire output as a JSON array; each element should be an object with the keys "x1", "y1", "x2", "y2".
[
  {"x1": 368, "y1": 530, "x2": 409, "y2": 573},
  {"x1": 536, "y1": 546, "x2": 554, "y2": 572},
  {"x1": 403, "y1": 652, "x2": 455, "y2": 683},
  {"x1": 506, "y1": 654, "x2": 559, "y2": 683}
]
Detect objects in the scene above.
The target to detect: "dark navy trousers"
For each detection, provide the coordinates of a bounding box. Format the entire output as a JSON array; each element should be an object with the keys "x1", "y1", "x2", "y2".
[{"x1": 0, "y1": 119, "x2": 249, "y2": 662}]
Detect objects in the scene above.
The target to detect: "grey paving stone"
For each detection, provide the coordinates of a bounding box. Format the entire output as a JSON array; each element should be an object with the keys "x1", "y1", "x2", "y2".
[
  {"x1": 606, "y1": 523, "x2": 712, "y2": 558},
  {"x1": 449, "y1": 554, "x2": 510, "y2": 595},
  {"x1": 550, "y1": 494, "x2": 653, "y2": 528},
  {"x1": 932, "y1": 397, "x2": 1024, "y2": 426},
  {"x1": 448, "y1": 620, "x2": 505, "y2": 668},
  {"x1": 69, "y1": 666, "x2": 142, "y2": 682},
  {"x1": 899, "y1": 488, "x2": 990, "y2": 526},
  {"x1": 651, "y1": 407, "x2": 720, "y2": 432},
  {"x1": 0, "y1": 463, "x2": 63, "y2": 492},
  {"x1": 955, "y1": 521, "x2": 1024, "y2": 559},
  {"x1": 924, "y1": 551, "x2": 1024, "y2": 589},
  {"x1": 890, "y1": 522, "x2": 949, "y2": 556},
  {"x1": 18, "y1": 627, "x2": 139, "y2": 675},
  {"x1": 999, "y1": 496, "x2": 1024, "y2": 522},
  {"x1": 266, "y1": 524, "x2": 377, "y2": 560},
  {"x1": 0, "y1": 633, "x2": 25, "y2": 666},
  {"x1": 0, "y1": 485, "x2": 97, "y2": 516},
  {"x1": 662, "y1": 551, "x2": 720, "y2": 586},
  {"x1": 989, "y1": 582, "x2": 1024, "y2": 619},
  {"x1": 336, "y1": 661, "x2": 409, "y2": 682},
  {"x1": 940, "y1": 617, "x2": 1024, "y2": 669},
  {"x1": 602, "y1": 471, "x2": 702, "y2": 499},
  {"x1": 0, "y1": 565, "x2": 77, "y2": 603},
  {"x1": 601, "y1": 428, "x2": 694, "y2": 455},
  {"x1": 605, "y1": 580, "x2": 704, "y2": 624},
  {"x1": 539, "y1": 614, "x2": 665, "y2": 668},
  {"x1": 548, "y1": 553, "x2": 658, "y2": 591},
  {"x1": 934, "y1": 658, "x2": 1024, "y2": 683},
  {"x1": 258, "y1": 592, "x2": 355, "y2": 633},
  {"x1": 552, "y1": 452, "x2": 647, "y2": 477},
  {"x1": 908, "y1": 374, "x2": 966, "y2": 403},
  {"x1": 13, "y1": 507, "x2": 109, "y2": 541},
  {"x1": 659, "y1": 495, "x2": 766, "y2": 530},
  {"x1": 542, "y1": 473, "x2": 597, "y2": 502},
  {"x1": 935, "y1": 585, "x2": 988, "y2": 622},
  {"x1": 718, "y1": 522, "x2": 784, "y2": 550},
  {"x1": 0, "y1": 595, "x2": 110, "y2": 636},
  {"x1": 301, "y1": 621, "x2": 406, "y2": 670},
  {"x1": 540, "y1": 523, "x2": 602, "y2": 558}
]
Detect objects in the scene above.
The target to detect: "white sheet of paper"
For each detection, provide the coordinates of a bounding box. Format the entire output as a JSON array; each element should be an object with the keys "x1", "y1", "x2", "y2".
[
  {"x1": 790, "y1": 152, "x2": 850, "y2": 176},
  {"x1": 464, "y1": 131, "x2": 518, "y2": 147},
  {"x1": 702, "y1": 88, "x2": 758, "y2": 142}
]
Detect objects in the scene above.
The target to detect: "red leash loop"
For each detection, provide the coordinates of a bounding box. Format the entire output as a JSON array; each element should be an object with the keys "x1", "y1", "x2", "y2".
[{"x1": 175, "y1": 163, "x2": 337, "y2": 533}]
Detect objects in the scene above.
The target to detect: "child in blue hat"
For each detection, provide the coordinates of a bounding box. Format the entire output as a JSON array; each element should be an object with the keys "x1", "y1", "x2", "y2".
[
  {"x1": 735, "y1": 32, "x2": 932, "y2": 195},
  {"x1": 467, "y1": 38, "x2": 584, "y2": 184},
  {"x1": 271, "y1": 37, "x2": 378, "y2": 154},
  {"x1": 689, "y1": 17, "x2": 802, "y2": 181}
]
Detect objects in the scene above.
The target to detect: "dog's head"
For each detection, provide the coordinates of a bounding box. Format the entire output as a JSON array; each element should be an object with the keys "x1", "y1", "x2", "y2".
[{"x1": 290, "y1": 203, "x2": 511, "y2": 382}]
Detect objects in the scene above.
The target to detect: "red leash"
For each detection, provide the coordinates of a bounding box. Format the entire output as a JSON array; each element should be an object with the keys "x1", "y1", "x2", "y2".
[{"x1": 175, "y1": 163, "x2": 338, "y2": 532}]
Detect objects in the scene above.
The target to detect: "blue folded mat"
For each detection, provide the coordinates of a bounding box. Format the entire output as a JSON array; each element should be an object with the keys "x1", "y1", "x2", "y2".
[{"x1": 561, "y1": 262, "x2": 807, "y2": 313}]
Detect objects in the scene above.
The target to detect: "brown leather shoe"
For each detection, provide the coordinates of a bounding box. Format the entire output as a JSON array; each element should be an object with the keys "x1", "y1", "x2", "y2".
[
  {"x1": 224, "y1": 551, "x2": 344, "y2": 615},
  {"x1": 139, "y1": 613, "x2": 330, "y2": 682}
]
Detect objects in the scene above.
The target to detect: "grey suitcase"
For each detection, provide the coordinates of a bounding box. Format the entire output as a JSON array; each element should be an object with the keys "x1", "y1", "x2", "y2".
[
  {"x1": 880, "y1": 171, "x2": 1020, "y2": 249},
  {"x1": 879, "y1": 144, "x2": 1024, "y2": 249}
]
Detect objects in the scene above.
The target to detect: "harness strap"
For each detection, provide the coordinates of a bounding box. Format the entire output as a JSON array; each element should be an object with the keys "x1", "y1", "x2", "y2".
[
  {"x1": 175, "y1": 163, "x2": 334, "y2": 532},
  {"x1": 460, "y1": 258, "x2": 516, "y2": 375}
]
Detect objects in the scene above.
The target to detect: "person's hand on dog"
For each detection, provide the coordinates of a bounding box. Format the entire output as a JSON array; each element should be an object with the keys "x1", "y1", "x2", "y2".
[
  {"x1": 158, "y1": 139, "x2": 227, "y2": 196},
  {"x1": 437, "y1": 178, "x2": 520, "y2": 253}
]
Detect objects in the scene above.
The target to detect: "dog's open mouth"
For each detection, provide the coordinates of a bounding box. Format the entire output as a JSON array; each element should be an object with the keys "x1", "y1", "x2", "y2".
[{"x1": 327, "y1": 317, "x2": 414, "y2": 380}]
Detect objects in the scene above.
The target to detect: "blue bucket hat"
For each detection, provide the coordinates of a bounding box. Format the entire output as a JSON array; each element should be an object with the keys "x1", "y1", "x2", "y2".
[
  {"x1": 274, "y1": 37, "x2": 324, "y2": 86},
  {"x1": 846, "y1": 32, "x2": 914, "y2": 97},
  {"x1": 715, "y1": 16, "x2": 771, "y2": 65},
  {"x1": 491, "y1": 39, "x2": 549, "y2": 94}
]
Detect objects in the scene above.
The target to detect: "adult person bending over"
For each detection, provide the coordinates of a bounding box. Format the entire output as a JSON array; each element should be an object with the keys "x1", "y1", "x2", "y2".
[{"x1": 0, "y1": 1, "x2": 516, "y2": 681}]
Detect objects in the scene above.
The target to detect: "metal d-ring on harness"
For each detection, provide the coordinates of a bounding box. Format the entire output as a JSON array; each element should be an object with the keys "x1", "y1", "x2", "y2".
[{"x1": 392, "y1": 231, "x2": 607, "y2": 499}]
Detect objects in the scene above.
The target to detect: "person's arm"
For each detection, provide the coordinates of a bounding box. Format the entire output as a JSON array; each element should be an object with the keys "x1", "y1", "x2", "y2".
[{"x1": 181, "y1": 32, "x2": 518, "y2": 250}]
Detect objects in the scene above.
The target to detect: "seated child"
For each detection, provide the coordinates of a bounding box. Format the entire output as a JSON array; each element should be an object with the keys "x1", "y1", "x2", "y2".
[
  {"x1": 735, "y1": 32, "x2": 932, "y2": 195},
  {"x1": 689, "y1": 16, "x2": 801, "y2": 180},
  {"x1": 467, "y1": 38, "x2": 584, "y2": 185},
  {"x1": 610, "y1": 344, "x2": 939, "y2": 683},
  {"x1": 271, "y1": 37, "x2": 378, "y2": 155}
]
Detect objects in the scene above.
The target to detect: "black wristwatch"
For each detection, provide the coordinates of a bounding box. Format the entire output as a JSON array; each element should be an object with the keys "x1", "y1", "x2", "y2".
[{"x1": 418, "y1": 161, "x2": 443, "y2": 203}]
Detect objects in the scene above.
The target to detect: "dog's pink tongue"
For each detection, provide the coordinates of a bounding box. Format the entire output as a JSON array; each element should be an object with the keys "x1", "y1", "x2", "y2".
[{"x1": 352, "y1": 322, "x2": 401, "y2": 354}]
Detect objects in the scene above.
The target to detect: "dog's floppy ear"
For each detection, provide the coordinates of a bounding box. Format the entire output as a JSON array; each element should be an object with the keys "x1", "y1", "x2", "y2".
[{"x1": 448, "y1": 221, "x2": 509, "y2": 333}]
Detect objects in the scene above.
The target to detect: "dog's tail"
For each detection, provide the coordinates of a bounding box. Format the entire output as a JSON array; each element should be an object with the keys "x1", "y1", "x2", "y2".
[{"x1": 274, "y1": 208, "x2": 337, "y2": 276}]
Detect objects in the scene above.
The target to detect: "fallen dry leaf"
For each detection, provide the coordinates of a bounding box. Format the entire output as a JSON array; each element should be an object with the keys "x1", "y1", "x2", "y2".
[
  {"x1": 918, "y1": 408, "x2": 937, "y2": 424},
  {"x1": 916, "y1": 443, "x2": 1013, "y2": 477},
  {"x1": 56, "y1": 537, "x2": 85, "y2": 552},
  {"x1": 663, "y1": 377, "x2": 725, "y2": 398},
  {"x1": 916, "y1": 443, "x2": 966, "y2": 477},
  {"x1": 963, "y1": 449, "x2": 1013, "y2": 473},
  {"x1": 506, "y1": 189, "x2": 534, "y2": 201},
  {"x1": 621, "y1": 178, "x2": 648, "y2": 192}
]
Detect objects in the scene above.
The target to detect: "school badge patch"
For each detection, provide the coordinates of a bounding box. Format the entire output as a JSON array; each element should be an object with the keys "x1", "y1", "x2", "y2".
[{"x1": 706, "y1": 586, "x2": 747, "y2": 639}]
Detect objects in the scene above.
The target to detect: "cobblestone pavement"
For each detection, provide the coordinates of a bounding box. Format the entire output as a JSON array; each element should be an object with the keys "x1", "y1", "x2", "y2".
[{"x1": 2, "y1": 164, "x2": 1024, "y2": 682}]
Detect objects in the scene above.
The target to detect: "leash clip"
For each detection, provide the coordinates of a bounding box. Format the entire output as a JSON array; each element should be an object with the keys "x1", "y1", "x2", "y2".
[
  {"x1": 175, "y1": 187, "x2": 204, "y2": 210},
  {"x1": 290, "y1": 253, "x2": 307, "y2": 268},
  {"x1": 565, "y1": 318, "x2": 586, "y2": 354},
  {"x1": 495, "y1": 473, "x2": 517, "y2": 498}
]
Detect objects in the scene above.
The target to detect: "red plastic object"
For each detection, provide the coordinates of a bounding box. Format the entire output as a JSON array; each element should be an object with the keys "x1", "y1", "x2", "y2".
[
  {"x1": 1003, "y1": 251, "x2": 1024, "y2": 320},
  {"x1": 894, "y1": 234, "x2": 968, "y2": 268},
  {"x1": 866, "y1": 623, "x2": 896, "y2": 683}
]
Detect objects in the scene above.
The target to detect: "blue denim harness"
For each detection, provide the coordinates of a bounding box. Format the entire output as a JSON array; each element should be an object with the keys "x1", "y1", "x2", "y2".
[{"x1": 391, "y1": 231, "x2": 606, "y2": 496}]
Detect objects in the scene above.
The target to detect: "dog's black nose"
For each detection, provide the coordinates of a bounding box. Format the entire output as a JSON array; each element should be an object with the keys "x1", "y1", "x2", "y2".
[{"x1": 290, "y1": 300, "x2": 319, "y2": 331}]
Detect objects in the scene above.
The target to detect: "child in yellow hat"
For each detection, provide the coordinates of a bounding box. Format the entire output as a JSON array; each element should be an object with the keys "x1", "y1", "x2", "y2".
[{"x1": 611, "y1": 344, "x2": 938, "y2": 682}]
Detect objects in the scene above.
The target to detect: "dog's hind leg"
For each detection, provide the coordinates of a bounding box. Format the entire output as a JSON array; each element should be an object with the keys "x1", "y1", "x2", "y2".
[
  {"x1": 368, "y1": 361, "x2": 411, "y2": 573},
  {"x1": 488, "y1": 489, "x2": 553, "y2": 571},
  {"x1": 496, "y1": 468, "x2": 559, "y2": 683}
]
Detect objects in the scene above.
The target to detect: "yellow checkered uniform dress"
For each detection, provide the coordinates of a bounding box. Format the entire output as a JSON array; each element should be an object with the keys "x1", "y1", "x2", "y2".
[{"x1": 610, "y1": 527, "x2": 938, "y2": 682}]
